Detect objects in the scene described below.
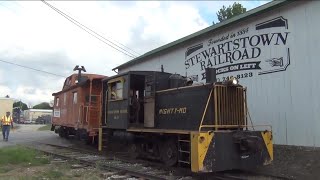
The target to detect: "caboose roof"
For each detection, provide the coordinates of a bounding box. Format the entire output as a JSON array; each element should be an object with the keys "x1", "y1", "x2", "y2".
[{"x1": 52, "y1": 73, "x2": 106, "y2": 96}]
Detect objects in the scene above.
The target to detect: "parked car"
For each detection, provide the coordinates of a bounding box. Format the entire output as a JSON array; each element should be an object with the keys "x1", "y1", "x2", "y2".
[{"x1": 23, "y1": 120, "x2": 33, "y2": 124}]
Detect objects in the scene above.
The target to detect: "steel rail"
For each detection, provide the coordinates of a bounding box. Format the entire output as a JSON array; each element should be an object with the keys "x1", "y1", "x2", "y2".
[
  {"x1": 27, "y1": 142, "x2": 290, "y2": 180},
  {"x1": 26, "y1": 143, "x2": 174, "y2": 180}
]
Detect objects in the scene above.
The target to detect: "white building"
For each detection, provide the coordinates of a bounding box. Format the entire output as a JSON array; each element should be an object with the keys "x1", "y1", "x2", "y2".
[
  {"x1": 24, "y1": 109, "x2": 53, "y2": 123},
  {"x1": 113, "y1": 1, "x2": 320, "y2": 147}
]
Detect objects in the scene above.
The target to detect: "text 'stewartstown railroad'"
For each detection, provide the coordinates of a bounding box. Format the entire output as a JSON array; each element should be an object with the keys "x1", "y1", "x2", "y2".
[{"x1": 51, "y1": 67, "x2": 273, "y2": 173}]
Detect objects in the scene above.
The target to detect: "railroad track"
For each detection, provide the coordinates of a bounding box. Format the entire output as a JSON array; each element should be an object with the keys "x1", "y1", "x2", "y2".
[
  {"x1": 26, "y1": 142, "x2": 187, "y2": 180},
  {"x1": 26, "y1": 142, "x2": 290, "y2": 180}
]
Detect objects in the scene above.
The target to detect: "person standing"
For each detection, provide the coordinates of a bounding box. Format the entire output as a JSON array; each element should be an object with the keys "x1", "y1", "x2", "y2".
[{"x1": 1, "y1": 111, "x2": 13, "y2": 141}]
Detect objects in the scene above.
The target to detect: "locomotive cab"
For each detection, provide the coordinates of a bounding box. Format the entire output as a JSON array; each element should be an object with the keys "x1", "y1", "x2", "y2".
[{"x1": 102, "y1": 71, "x2": 173, "y2": 129}]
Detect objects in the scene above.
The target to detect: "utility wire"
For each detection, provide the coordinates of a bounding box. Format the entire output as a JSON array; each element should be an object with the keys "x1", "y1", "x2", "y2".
[
  {"x1": 41, "y1": 0, "x2": 140, "y2": 58},
  {"x1": 0, "y1": 59, "x2": 66, "y2": 78}
]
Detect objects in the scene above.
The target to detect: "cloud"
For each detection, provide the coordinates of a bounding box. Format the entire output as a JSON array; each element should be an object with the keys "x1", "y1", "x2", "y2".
[{"x1": 0, "y1": 1, "x2": 263, "y2": 105}]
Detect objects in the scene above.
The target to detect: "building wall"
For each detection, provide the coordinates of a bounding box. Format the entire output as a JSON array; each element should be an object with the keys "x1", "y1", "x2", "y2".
[
  {"x1": 119, "y1": 1, "x2": 320, "y2": 147},
  {"x1": 0, "y1": 98, "x2": 14, "y2": 118}
]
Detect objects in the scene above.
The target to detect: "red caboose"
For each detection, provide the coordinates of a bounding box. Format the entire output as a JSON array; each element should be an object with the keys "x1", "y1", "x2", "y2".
[{"x1": 51, "y1": 73, "x2": 106, "y2": 143}]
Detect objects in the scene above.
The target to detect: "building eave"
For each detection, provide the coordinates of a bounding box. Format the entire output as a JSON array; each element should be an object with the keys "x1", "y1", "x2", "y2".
[{"x1": 113, "y1": 0, "x2": 292, "y2": 71}]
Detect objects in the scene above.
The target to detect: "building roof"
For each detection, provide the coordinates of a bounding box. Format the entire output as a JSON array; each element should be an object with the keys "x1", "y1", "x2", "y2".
[
  {"x1": 113, "y1": 0, "x2": 292, "y2": 71},
  {"x1": 26, "y1": 109, "x2": 53, "y2": 112}
]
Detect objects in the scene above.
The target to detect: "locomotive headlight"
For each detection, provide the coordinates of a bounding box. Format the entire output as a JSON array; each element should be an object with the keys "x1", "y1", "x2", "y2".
[
  {"x1": 226, "y1": 77, "x2": 239, "y2": 85},
  {"x1": 232, "y1": 78, "x2": 238, "y2": 85}
]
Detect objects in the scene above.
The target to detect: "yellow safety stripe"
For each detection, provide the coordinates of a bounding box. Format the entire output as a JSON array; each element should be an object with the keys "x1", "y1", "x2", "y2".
[
  {"x1": 191, "y1": 132, "x2": 214, "y2": 172},
  {"x1": 2, "y1": 116, "x2": 12, "y2": 125},
  {"x1": 261, "y1": 131, "x2": 273, "y2": 161}
]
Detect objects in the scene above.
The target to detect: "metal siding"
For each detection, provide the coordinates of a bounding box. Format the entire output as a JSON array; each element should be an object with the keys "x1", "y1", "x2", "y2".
[
  {"x1": 119, "y1": 1, "x2": 320, "y2": 146},
  {"x1": 0, "y1": 98, "x2": 14, "y2": 118}
]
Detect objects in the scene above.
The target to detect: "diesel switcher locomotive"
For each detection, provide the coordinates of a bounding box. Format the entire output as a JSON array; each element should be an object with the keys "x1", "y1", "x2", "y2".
[
  {"x1": 51, "y1": 67, "x2": 273, "y2": 172},
  {"x1": 97, "y1": 68, "x2": 273, "y2": 173}
]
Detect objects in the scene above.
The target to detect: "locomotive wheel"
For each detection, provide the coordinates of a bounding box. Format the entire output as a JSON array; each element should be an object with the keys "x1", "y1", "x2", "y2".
[
  {"x1": 128, "y1": 143, "x2": 141, "y2": 159},
  {"x1": 160, "y1": 140, "x2": 178, "y2": 166}
]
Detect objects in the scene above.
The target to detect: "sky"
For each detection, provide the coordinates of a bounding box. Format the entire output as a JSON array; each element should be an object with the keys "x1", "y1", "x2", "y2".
[{"x1": 0, "y1": 1, "x2": 270, "y2": 107}]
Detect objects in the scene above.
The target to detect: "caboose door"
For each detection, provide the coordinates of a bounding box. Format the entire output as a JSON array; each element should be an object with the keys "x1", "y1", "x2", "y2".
[{"x1": 72, "y1": 91, "x2": 79, "y2": 126}]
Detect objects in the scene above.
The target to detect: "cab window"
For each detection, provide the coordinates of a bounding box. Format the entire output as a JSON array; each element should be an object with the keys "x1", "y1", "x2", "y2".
[{"x1": 109, "y1": 81, "x2": 123, "y2": 100}]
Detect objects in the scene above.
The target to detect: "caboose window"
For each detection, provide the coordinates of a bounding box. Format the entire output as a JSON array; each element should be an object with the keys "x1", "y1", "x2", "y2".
[
  {"x1": 55, "y1": 97, "x2": 59, "y2": 106},
  {"x1": 73, "y1": 92, "x2": 78, "y2": 104},
  {"x1": 63, "y1": 93, "x2": 66, "y2": 106}
]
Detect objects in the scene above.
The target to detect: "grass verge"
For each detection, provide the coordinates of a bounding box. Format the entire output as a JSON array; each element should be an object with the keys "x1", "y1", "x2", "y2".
[
  {"x1": 0, "y1": 146, "x2": 103, "y2": 179},
  {"x1": 0, "y1": 146, "x2": 49, "y2": 168},
  {"x1": 37, "y1": 124, "x2": 52, "y2": 131}
]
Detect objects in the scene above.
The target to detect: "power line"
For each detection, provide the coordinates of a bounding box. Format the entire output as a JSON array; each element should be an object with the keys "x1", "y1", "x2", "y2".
[
  {"x1": 42, "y1": 0, "x2": 137, "y2": 59},
  {"x1": 41, "y1": 0, "x2": 140, "y2": 58},
  {"x1": 44, "y1": 0, "x2": 141, "y2": 58},
  {"x1": 0, "y1": 59, "x2": 66, "y2": 78}
]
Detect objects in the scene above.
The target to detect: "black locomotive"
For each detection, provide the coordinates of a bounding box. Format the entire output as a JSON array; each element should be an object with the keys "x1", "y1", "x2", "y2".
[{"x1": 98, "y1": 68, "x2": 273, "y2": 172}]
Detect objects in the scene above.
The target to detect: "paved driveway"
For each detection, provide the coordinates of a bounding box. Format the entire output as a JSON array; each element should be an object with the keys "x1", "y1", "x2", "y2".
[{"x1": 0, "y1": 124, "x2": 71, "y2": 148}]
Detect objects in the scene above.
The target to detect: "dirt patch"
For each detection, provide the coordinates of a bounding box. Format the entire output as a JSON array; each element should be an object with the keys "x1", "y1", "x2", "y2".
[{"x1": 255, "y1": 145, "x2": 320, "y2": 179}]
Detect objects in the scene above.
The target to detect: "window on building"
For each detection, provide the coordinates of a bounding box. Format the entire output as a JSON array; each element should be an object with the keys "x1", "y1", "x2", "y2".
[
  {"x1": 109, "y1": 81, "x2": 123, "y2": 100},
  {"x1": 73, "y1": 92, "x2": 78, "y2": 104},
  {"x1": 55, "y1": 97, "x2": 59, "y2": 106}
]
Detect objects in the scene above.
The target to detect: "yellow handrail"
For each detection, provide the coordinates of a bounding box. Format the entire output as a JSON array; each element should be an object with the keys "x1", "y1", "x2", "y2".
[
  {"x1": 198, "y1": 88, "x2": 214, "y2": 132},
  {"x1": 199, "y1": 124, "x2": 272, "y2": 132}
]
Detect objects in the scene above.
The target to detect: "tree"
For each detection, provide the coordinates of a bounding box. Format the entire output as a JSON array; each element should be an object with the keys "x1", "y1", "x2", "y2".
[
  {"x1": 33, "y1": 102, "x2": 52, "y2": 110},
  {"x1": 13, "y1": 101, "x2": 29, "y2": 111},
  {"x1": 216, "y1": 2, "x2": 247, "y2": 23}
]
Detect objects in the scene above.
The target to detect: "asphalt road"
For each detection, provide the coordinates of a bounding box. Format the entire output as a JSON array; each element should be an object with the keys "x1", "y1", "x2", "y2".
[{"x1": 0, "y1": 124, "x2": 71, "y2": 148}]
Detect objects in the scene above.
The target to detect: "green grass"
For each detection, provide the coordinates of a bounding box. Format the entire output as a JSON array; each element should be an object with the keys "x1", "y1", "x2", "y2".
[
  {"x1": 0, "y1": 146, "x2": 49, "y2": 167},
  {"x1": 37, "y1": 124, "x2": 52, "y2": 131}
]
